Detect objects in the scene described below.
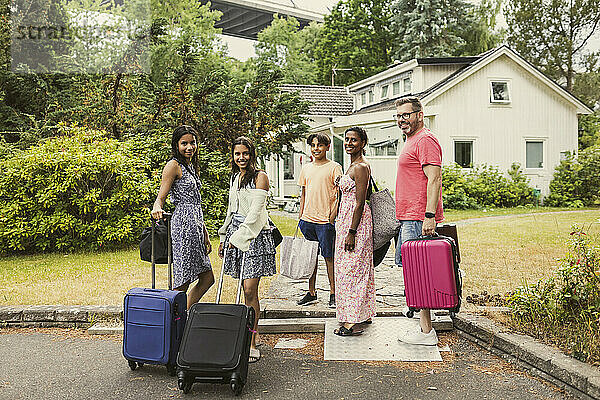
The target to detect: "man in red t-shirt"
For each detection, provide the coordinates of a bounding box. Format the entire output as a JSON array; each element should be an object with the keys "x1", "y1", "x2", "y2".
[{"x1": 394, "y1": 96, "x2": 443, "y2": 346}]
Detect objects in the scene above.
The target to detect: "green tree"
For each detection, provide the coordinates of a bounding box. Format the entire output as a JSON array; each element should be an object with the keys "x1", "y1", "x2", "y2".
[
  {"x1": 504, "y1": 0, "x2": 600, "y2": 91},
  {"x1": 314, "y1": 0, "x2": 393, "y2": 86},
  {"x1": 391, "y1": 0, "x2": 500, "y2": 62},
  {"x1": 255, "y1": 15, "x2": 321, "y2": 84},
  {"x1": 578, "y1": 113, "x2": 600, "y2": 150}
]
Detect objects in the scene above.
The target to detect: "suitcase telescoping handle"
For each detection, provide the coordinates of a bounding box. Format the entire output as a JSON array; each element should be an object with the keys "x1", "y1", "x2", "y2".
[
  {"x1": 151, "y1": 212, "x2": 173, "y2": 290},
  {"x1": 215, "y1": 249, "x2": 246, "y2": 305}
]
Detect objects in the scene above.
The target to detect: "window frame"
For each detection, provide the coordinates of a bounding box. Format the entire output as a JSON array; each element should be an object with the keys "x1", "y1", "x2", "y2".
[
  {"x1": 392, "y1": 81, "x2": 401, "y2": 95},
  {"x1": 454, "y1": 140, "x2": 473, "y2": 168},
  {"x1": 489, "y1": 80, "x2": 511, "y2": 104},
  {"x1": 525, "y1": 140, "x2": 545, "y2": 169},
  {"x1": 381, "y1": 85, "x2": 389, "y2": 99},
  {"x1": 403, "y1": 77, "x2": 411, "y2": 93}
]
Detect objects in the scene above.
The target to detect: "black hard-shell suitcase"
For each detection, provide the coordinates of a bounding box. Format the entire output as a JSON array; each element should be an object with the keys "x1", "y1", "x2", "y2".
[{"x1": 176, "y1": 255, "x2": 255, "y2": 395}]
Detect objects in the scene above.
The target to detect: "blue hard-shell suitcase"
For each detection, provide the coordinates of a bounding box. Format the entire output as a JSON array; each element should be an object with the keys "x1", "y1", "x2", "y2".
[{"x1": 123, "y1": 213, "x2": 186, "y2": 376}]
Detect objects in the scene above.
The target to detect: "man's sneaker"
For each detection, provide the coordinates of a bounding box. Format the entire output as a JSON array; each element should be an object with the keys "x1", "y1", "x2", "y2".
[
  {"x1": 398, "y1": 327, "x2": 438, "y2": 346},
  {"x1": 328, "y1": 294, "x2": 336, "y2": 309},
  {"x1": 297, "y1": 292, "x2": 318, "y2": 306}
]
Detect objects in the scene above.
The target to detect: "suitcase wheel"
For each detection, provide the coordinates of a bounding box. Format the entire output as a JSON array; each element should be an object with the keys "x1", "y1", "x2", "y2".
[
  {"x1": 178, "y1": 374, "x2": 193, "y2": 394},
  {"x1": 406, "y1": 309, "x2": 415, "y2": 319},
  {"x1": 128, "y1": 360, "x2": 137, "y2": 371},
  {"x1": 230, "y1": 379, "x2": 243, "y2": 396},
  {"x1": 166, "y1": 363, "x2": 176, "y2": 377}
]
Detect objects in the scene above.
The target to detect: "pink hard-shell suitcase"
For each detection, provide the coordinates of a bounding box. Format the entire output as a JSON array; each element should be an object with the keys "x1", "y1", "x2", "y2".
[{"x1": 400, "y1": 235, "x2": 462, "y2": 318}]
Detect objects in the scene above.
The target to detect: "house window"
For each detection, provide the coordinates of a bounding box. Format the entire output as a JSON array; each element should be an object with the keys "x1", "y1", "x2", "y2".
[
  {"x1": 368, "y1": 90, "x2": 374, "y2": 103},
  {"x1": 403, "y1": 77, "x2": 411, "y2": 93},
  {"x1": 283, "y1": 152, "x2": 294, "y2": 179},
  {"x1": 490, "y1": 81, "x2": 510, "y2": 103},
  {"x1": 526, "y1": 141, "x2": 543, "y2": 168},
  {"x1": 454, "y1": 141, "x2": 473, "y2": 168},
  {"x1": 392, "y1": 81, "x2": 400, "y2": 95},
  {"x1": 360, "y1": 92, "x2": 366, "y2": 105},
  {"x1": 381, "y1": 85, "x2": 389, "y2": 98},
  {"x1": 369, "y1": 139, "x2": 398, "y2": 156}
]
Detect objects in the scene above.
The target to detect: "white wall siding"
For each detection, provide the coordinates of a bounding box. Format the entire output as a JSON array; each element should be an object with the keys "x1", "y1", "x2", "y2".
[
  {"x1": 424, "y1": 54, "x2": 578, "y2": 196},
  {"x1": 422, "y1": 64, "x2": 463, "y2": 90}
]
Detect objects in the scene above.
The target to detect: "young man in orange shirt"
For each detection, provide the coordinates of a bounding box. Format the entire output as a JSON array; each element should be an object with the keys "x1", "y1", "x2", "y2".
[{"x1": 296, "y1": 133, "x2": 343, "y2": 308}]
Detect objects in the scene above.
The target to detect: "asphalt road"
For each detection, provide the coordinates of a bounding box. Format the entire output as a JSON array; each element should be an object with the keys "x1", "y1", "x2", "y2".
[{"x1": 0, "y1": 328, "x2": 572, "y2": 400}]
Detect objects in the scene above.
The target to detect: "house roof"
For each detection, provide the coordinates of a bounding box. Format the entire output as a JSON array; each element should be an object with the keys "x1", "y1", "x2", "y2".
[
  {"x1": 279, "y1": 85, "x2": 354, "y2": 116},
  {"x1": 352, "y1": 45, "x2": 593, "y2": 116}
]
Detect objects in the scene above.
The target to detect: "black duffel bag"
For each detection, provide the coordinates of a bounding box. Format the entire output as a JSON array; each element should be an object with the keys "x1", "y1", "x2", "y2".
[{"x1": 139, "y1": 215, "x2": 171, "y2": 264}]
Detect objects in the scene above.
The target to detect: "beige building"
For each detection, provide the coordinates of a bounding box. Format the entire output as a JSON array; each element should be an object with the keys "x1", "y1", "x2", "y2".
[{"x1": 267, "y1": 46, "x2": 592, "y2": 200}]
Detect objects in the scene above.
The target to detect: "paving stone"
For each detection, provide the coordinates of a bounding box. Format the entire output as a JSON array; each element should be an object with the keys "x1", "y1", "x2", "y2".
[
  {"x1": 588, "y1": 374, "x2": 600, "y2": 400},
  {"x1": 55, "y1": 306, "x2": 89, "y2": 322},
  {"x1": 258, "y1": 318, "x2": 327, "y2": 333},
  {"x1": 0, "y1": 306, "x2": 24, "y2": 322},
  {"x1": 549, "y1": 352, "x2": 590, "y2": 393},
  {"x1": 324, "y1": 318, "x2": 442, "y2": 362},
  {"x1": 23, "y1": 305, "x2": 58, "y2": 322},
  {"x1": 87, "y1": 324, "x2": 123, "y2": 335}
]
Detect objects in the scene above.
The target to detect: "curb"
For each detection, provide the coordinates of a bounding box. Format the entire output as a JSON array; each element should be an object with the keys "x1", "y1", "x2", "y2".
[
  {"x1": 87, "y1": 315, "x2": 454, "y2": 335},
  {"x1": 0, "y1": 305, "x2": 121, "y2": 328},
  {"x1": 0, "y1": 305, "x2": 452, "y2": 330},
  {"x1": 454, "y1": 313, "x2": 600, "y2": 400}
]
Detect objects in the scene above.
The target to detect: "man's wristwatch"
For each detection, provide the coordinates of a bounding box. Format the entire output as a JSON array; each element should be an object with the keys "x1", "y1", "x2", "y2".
[
  {"x1": 348, "y1": 228, "x2": 357, "y2": 235},
  {"x1": 424, "y1": 212, "x2": 435, "y2": 219}
]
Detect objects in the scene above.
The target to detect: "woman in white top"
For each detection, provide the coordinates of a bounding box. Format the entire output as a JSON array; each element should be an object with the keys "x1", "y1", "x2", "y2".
[{"x1": 218, "y1": 136, "x2": 276, "y2": 363}]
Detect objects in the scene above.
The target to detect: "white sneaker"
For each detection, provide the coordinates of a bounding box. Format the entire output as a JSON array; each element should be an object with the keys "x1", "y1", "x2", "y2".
[{"x1": 398, "y1": 327, "x2": 438, "y2": 346}]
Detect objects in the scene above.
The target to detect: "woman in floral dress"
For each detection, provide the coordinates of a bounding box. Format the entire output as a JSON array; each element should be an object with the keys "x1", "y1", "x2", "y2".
[{"x1": 333, "y1": 126, "x2": 376, "y2": 336}]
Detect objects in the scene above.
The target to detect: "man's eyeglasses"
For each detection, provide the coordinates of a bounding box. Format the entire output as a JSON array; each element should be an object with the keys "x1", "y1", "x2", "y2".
[{"x1": 393, "y1": 110, "x2": 419, "y2": 120}]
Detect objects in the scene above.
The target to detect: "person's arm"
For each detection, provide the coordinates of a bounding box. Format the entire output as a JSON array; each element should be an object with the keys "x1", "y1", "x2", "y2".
[
  {"x1": 329, "y1": 165, "x2": 343, "y2": 224},
  {"x1": 151, "y1": 160, "x2": 180, "y2": 220},
  {"x1": 422, "y1": 164, "x2": 442, "y2": 236},
  {"x1": 218, "y1": 176, "x2": 235, "y2": 258},
  {"x1": 203, "y1": 224, "x2": 212, "y2": 255},
  {"x1": 298, "y1": 186, "x2": 306, "y2": 219},
  {"x1": 344, "y1": 164, "x2": 369, "y2": 252},
  {"x1": 228, "y1": 172, "x2": 270, "y2": 251}
]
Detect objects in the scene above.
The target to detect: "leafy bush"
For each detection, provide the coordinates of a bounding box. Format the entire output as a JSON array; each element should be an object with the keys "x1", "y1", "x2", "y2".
[
  {"x1": 0, "y1": 126, "x2": 154, "y2": 253},
  {"x1": 0, "y1": 126, "x2": 232, "y2": 254},
  {"x1": 546, "y1": 145, "x2": 600, "y2": 207},
  {"x1": 506, "y1": 228, "x2": 600, "y2": 364},
  {"x1": 442, "y1": 163, "x2": 535, "y2": 209}
]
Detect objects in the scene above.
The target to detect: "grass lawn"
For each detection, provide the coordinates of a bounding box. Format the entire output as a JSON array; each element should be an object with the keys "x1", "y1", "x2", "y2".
[
  {"x1": 458, "y1": 210, "x2": 600, "y2": 303},
  {"x1": 0, "y1": 208, "x2": 598, "y2": 306},
  {"x1": 0, "y1": 214, "x2": 298, "y2": 306},
  {"x1": 442, "y1": 206, "x2": 597, "y2": 222}
]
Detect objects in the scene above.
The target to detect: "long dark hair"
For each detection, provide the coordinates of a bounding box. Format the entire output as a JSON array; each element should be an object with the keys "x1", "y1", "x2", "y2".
[
  {"x1": 171, "y1": 125, "x2": 199, "y2": 175},
  {"x1": 231, "y1": 136, "x2": 259, "y2": 189}
]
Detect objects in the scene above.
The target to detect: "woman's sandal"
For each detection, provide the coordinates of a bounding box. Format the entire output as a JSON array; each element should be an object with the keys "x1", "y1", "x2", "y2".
[
  {"x1": 249, "y1": 348, "x2": 261, "y2": 363},
  {"x1": 333, "y1": 326, "x2": 363, "y2": 336}
]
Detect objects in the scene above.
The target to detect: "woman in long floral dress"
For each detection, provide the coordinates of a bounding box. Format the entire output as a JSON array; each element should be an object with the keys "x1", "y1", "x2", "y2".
[{"x1": 333, "y1": 126, "x2": 376, "y2": 336}]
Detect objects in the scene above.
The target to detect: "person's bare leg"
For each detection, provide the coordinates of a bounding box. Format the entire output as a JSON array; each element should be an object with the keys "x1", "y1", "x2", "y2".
[
  {"x1": 307, "y1": 259, "x2": 318, "y2": 296},
  {"x1": 324, "y1": 257, "x2": 335, "y2": 294},
  {"x1": 243, "y1": 277, "x2": 261, "y2": 350},
  {"x1": 420, "y1": 309, "x2": 433, "y2": 333},
  {"x1": 185, "y1": 270, "x2": 215, "y2": 309}
]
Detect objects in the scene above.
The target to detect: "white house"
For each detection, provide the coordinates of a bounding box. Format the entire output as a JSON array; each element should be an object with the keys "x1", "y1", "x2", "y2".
[{"x1": 267, "y1": 45, "x2": 593, "y2": 200}]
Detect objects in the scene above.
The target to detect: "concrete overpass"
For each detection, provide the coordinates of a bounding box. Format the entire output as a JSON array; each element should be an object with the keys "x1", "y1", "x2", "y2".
[{"x1": 201, "y1": 0, "x2": 331, "y2": 39}]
